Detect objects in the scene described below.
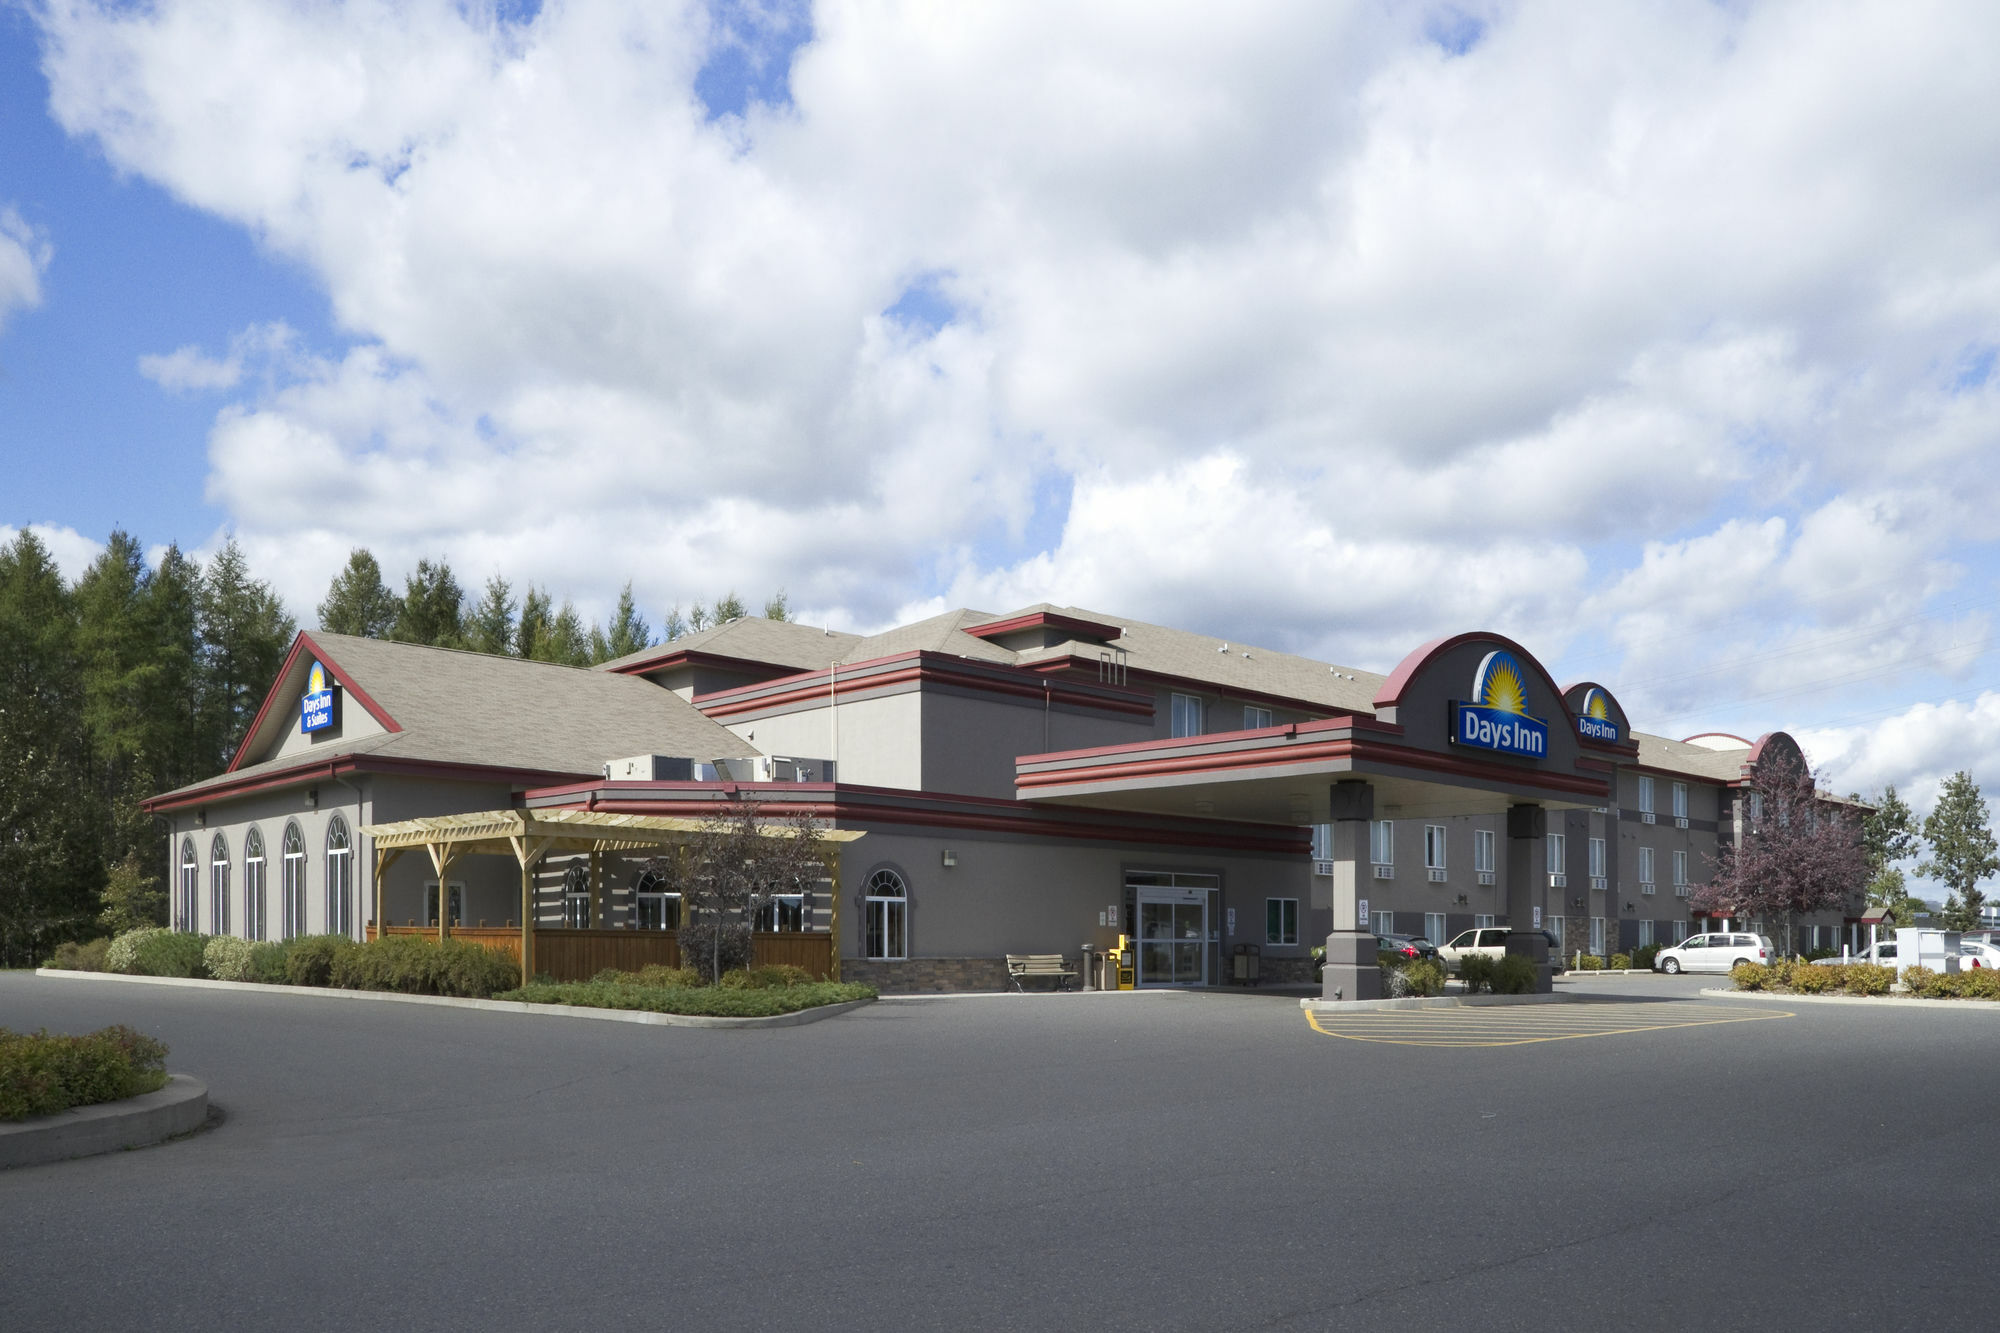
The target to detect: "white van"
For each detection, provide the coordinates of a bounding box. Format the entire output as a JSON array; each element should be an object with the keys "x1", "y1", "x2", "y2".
[{"x1": 1653, "y1": 932, "x2": 1773, "y2": 974}]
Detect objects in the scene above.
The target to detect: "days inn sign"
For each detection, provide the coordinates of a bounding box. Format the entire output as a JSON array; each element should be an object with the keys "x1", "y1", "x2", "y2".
[
  {"x1": 1450, "y1": 650, "x2": 1548, "y2": 759},
  {"x1": 300, "y1": 661, "x2": 339, "y2": 734}
]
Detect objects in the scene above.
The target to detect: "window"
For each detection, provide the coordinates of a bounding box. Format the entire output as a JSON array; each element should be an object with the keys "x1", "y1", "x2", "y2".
[
  {"x1": 1424, "y1": 912, "x2": 1446, "y2": 946},
  {"x1": 1546, "y1": 832, "x2": 1566, "y2": 877},
  {"x1": 1473, "y1": 829, "x2": 1495, "y2": 876},
  {"x1": 1371, "y1": 909, "x2": 1394, "y2": 936},
  {"x1": 244, "y1": 827, "x2": 267, "y2": 942},
  {"x1": 177, "y1": 838, "x2": 199, "y2": 933},
  {"x1": 562, "y1": 863, "x2": 591, "y2": 928},
  {"x1": 1673, "y1": 849, "x2": 1688, "y2": 895},
  {"x1": 632, "y1": 866, "x2": 681, "y2": 930},
  {"x1": 1243, "y1": 704, "x2": 1273, "y2": 730},
  {"x1": 1590, "y1": 916, "x2": 1605, "y2": 955},
  {"x1": 1548, "y1": 916, "x2": 1565, "y2": 951},
  {"x1": 865, "y1": 867, "x2": 908, "y2": 960},
  {"x1": 209, "y1": 833, "x2": 230, "y2": 937},
  {"x1": 1310, "y1": 824, "x2": 1332, "y2": 861},
  {"x1": 1638, "y1": 846, "x2": 1655, "y2": 892},
  {"x1": 1370, "y1": 820, "x2": 1394, "y2": 867},
  {"x1": 1266, "y1": 898, "x2": 1298, "y2": 946},
  {"x1": 1424, "y1": 825, "x2": 1447, "y2": 871},
  {"x1": 425, "y1": 882, "x2": 464, "y2": 927},
  {"x1": 1672, "y1": 920, "x2": 1689, "y2": 943},
  {"x1": 1638, "y1": 919, "x2": 1655, "y2": 947},
  {"x1": 759, "y1": 895, "x2": 806, "y2": 932},
  {"x1": 1748, "y1": 792, "x2": 1763, "y2": 826},
  {"x1": 1170, "y1": 693, "x2": 1205, "y2": 738},
  {"x1": 1588, "y1": 837, "x2": 1606, "y2": 880},
  {"x1": 325, "y1": 816, "x2": 353, "y2": 938},
  {"x1": 1474, "y1": 914, "x2": 1495, "y2": 928},
  {"x1": 281, "y1": 822, "x2": 306, "y2": 938},
  {"x1": 1672, "y1": 782, "x2": 1688, "y2": 819},
  {"x1": 1637, "y1": 776, "x2": 1654, "y2": 814}
]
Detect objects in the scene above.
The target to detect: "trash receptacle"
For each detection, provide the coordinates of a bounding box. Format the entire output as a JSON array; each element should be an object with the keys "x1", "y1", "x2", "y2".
[{"x1": 1232, "y1": 944, "x2": 1261, "y2": 986}]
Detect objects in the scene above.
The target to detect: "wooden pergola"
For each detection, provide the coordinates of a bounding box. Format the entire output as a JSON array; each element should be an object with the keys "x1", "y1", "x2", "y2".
[{"x1": 358, "y1": 808, "x2": 865, "y2": 980}]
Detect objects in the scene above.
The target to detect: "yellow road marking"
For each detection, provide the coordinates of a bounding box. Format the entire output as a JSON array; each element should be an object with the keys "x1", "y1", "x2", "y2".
[{"x1": 1303, "y1": 1001, "x2": 1793, "y2": 1046}]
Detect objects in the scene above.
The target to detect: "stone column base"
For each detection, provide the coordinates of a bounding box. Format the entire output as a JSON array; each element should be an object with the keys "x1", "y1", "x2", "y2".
[{"x1": 1320, "y1": 931, "x2": 1381, "y2": 1001}]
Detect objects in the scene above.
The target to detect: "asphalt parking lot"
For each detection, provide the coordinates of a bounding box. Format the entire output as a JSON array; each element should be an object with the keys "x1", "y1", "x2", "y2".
[{"x1": 4, "y1": 969, "x2": 1997, "y2": 1331}]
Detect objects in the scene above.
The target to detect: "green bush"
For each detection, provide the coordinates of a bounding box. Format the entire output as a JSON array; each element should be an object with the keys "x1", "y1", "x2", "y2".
[
  {"x1": 500, "y1": 980, "x2": 875, "y2": 1017},
  {"x1": 1458, "y1": 953, "x2": 1495, "y2": 994},
  {"x1": 1843, "y1": 963, "x2": 1895, "y2": 996},
  {"x1": 1575, "y1": 954, "x2": 1605, "y2": 971},
  {"x1": 1900, "y1": 965, "x2": 1941, "y2": 997},
  {"x1": 328, "y1": 935, "x2": 519, "y2": 998},
  {"x1": 1633, "y1": 944, "x2": 1663, "y2": 971},
  {"x1": 129, "y1": 930, "x2": 211, "y2": 978},
  {"x1": 1399, "y1": 959, "x2": 1445, "y2": 996},
  {"x1": 1961, "y1": 967, "x2": 2000, "y2": 1000},
  {"x1": 202, "y1": 936, "x2": 258, "y2": 982},
  {"x1": 44, "y1": 938, "x2": 111, "y2": 971},
  {"x1": 245, "y1": 941, "x2": 292, "y2": 984},
  {"x1": 716, "y1": 964, "x2": 816, "y2": 990},
  {"x1": 1609, "y1": 952, "x2": 1632, "y2": 970},
  {"x1": 284, "y1": 935, "x2": 360, "y2": 987},
  {"x1": 1788, "y1": 962, "x2": 1838, "y2": 994},
  {"x1": 0, "y1": 1025, "x2": 170, "y2": 1121},
  {"x1": 107, "y1": 927, "x2": 170, "y2": 974},
  {"x1": 1494, "y1": 953, "x2": 1539, "y2": 994}
]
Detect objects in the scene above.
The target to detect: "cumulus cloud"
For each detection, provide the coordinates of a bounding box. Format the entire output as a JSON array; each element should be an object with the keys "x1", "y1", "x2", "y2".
[
  {"x1": 0, "y1": 523, "x2": 103, "y2": 581},
  {"x1": 0, "y1": 207, "x2": 50, "y2": 332},
  {"x1": 28, "y1": 0, "x2": 2000, "y2": 794}
]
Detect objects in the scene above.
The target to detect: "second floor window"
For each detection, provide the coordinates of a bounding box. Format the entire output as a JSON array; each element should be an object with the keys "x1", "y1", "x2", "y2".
[
  {"x1": 1370, "y1": 820, "x2": 1394, "y2": 866},
  {"x1": 1637, "y1": 776, "x2": 1655, "y2": 814},
  {"x1": 1638, "y1": 846, "x2": 1655, "y2": 885},
  {"x1": 1672, "y1": 782, "x2": 1688, "y2": 819},
  {"x1": 1473, "y1": 829, "x2": 1495, "y2": 874},
  {"x1": 1170, "y1": 693, "x2": 1205, "y2": 738},
  {"x1": 1547, "y1": 832, "x2": 1566, "y2": 876},
  {"x1": 1243, "y1": 704, "x2": 1273, "y2": 730},
  {"x1": 1424, "y1": 825, "x2": 1446, "y2": 870},
  {"x1": 1589, "y1": 837, "x2": 1606, "y2": 879}
]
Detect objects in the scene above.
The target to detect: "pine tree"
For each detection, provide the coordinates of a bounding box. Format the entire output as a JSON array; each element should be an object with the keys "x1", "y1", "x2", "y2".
[
  {"x1": 763, "y1": 589, "x2": 790, "y2": 622},
  {"x1": 467, "y1": 575, "x2": 517, "y2": 656},
  {"x1": 0, "y1": 530, "x2": 104, "y2": 963},
  {"x1": 517, "y1": 585, "x2": 553, "y2": 662},
  {"x1": 534, "y1": 600, "x2": 592, "y2": 667},
  {"x1": 1860, "y1": 784, "x2": 1919, "y2": 876},
  {"x1": 593, "y1": 582, "x2": 650, "y2": 663},
  {"x1": 392, "y1": 558, "x2": 466, "y2": 648},
  {"x1": 73, "y1": 532, "x2": 159, "y2": 862},
  {"x1": 687, "y1": 600, "x2": 711, "y2": 633},
  {"x1": 713, "y1": 590, "x2": 747, "y2": 622},
  {"x1": 199, "y1": 539, "x2": 297, "y2": 771},
  {"x1": 1918, "y1": 772, "x2": 1997, "y2": 932},
  {"x1": 139, "y1": 545, "x2": 206, "y2": 794},
  {"x1": 1865, "y1": 866, "x2": 1921, "y2": 929},
  {"x1": 317, "y1": 548, "x2": 398, "y2": 637},
  {"x1": 660, "y1": 603, "x2": 688, "y2": 641}
]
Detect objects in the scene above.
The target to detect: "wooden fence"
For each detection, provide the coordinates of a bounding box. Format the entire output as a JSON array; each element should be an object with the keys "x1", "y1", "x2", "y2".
[{"x1": 370, "y1": 925, "x2": 834, "y2": 982}]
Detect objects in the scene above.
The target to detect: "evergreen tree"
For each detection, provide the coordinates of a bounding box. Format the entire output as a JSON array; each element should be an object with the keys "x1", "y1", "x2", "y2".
[
  {"x1": 0, "y1": 531, "x2": 103, "y2": 963},
  {"x1": 467, "y1": 575, "x2": 517, "y2": 656},
  {"x1": 317, "y1": 548, "x2": 398, "y2": 637},
  {"x1": 1865, "y1": 866, "x2": 1921, "y2": 929},
  {"x1": 199, "y1": 539, "x2": 297, "y2": 771},
  {"x1": 392, "y1": 557, "x2": 466, "y2": 648},
  {"x1": 591, "y1": 582, "x2": 651, "y2": 663},
  {"x1": 533, "y1": 599, "x2": 592, "y2": 667},
  {"x1": 98, "y1": 850, "x2": 166, "y2": 935},
  {"x1": 763, "y1": 589, "x2": 790, "y2": 622},
  {"x1": 713, "y1": 590, "x2": 747, "y2": 622},
  {"x1": 73, "y1": 532, "x2": 158, "y2": 863},
  {"x1": 139, "y1": 545, "x2": 207, "y2": 794},
  {"x1": 517, "y1": 585, "x2": 553, "y2": 662},
  {"x1": 1918, "y1": 772, "x2": 1997, "y2": 932},
  {"x1": 688, "y1": 600, "x2": 711, "y2": 633},
  {"x1": 660, "y1": 603, "x2": 688, "y2": 642},
  {"x1": 1860, "y1": 784, "x2": 1919, "y2": 876}
]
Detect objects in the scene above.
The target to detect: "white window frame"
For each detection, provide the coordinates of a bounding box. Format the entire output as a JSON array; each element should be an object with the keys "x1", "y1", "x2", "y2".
[
  {"x1": 1423, "y1": 912, "x2": 1446, "y2": 946},
  {"x1": 325, "y1": 816, "x2": 353, "y2": 939},
  {"x1": 1548, "y1": 916, "x2": 1565, "y2": 951},
  {"x1": 1638, "y1": 846, "x2": 1655, "y2": 893},
  {"x1": 759, "y1": 894, "x2": 807, "y2": 932},
  {"x1": 1546, "y1": 832, "x2": 1566, "y2": 878},
  {"x1": 1473, "y1": 829, "x2": 1495, "y2": 874},
  {"x1": 424, "y1": 881, "x2": 465, "y2": 928},
  {"x1": 1371, "y1": 909, "x2": 1395, "y2": 937},
  {"x1": 633, "y1": 866, "x2": 681, "y2": 930},
  {"x1": 1672, "y1": 920, "x2": 1689, "y2": 943},
  {"x1": 244, "y1": 827, "x2": 266, "y2": 942},
  {"x1": 561, "y1": 863, "x2": 592, "y2": 928},
  {"x1": 1637, "y1": 775, "x2": 1654, "y2": 814},
  {"x1": 1672, "y1": 782, "x2": 1688, "y2": 819},
  {"x1": 1243, "y1": 704, "x2": 1273, "y2": 731},
  {"x1": 281, "y1": 822, "x2": 307, "y2": 938},
  {"x1": 1310, "y1": 824, "x2": 1333, "y2": 862},
  {"x1": 209, "y1": 833, "x2": 230, "y2": 937},
  {"x1": 1673, "y1": 849, "x2": 1689, "y2": 896},
  {"x1": 1588, "y1": 837, "x2": 1605, "y2": 879},
  {"x1": 1474, "y1": 914, "x2": 1495, "y2": 928},
  {"x1": 1170, "y1": 693, "x2": 1205, "y2": 739},
  {"x1": 1266, "y1": 897, "x2": 1299, "y2": 946},
  {"x1": 865, "y1": 867, "x2": 908, "y2": 960},
  {"x1": 1638, "y1": 919, "x2": 1655, "y2": 947},
  {"x1": 1370, "y1": 820, "x2": 1394, "y2": 867},
  {"x1": 1424, "y1": 824, "x2": 1447, "y2": 871},
  {"x1": 1589, "y1": 916, "x2": 1605, "y2": 956},
  {"x1": 177, "y1": 838, "x2": 199, "y2": 933}
]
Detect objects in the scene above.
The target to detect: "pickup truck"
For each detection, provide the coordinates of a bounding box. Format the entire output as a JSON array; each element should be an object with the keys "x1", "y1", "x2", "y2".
[{"x1": 1438, "y1": 927, "x2": 1567, "y2": 976}]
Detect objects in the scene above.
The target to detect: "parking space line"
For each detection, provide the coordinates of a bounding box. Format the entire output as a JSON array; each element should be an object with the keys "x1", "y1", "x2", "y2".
[{"x1": 1303, "y1": 1000, "x2": 1794, "y2": 1046}]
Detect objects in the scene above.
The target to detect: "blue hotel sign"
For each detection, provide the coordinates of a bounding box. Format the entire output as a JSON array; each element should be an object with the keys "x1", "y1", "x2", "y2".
[
  {"x1": 1451, "y1": 650, "x2": 1548, "y2": 759},
  {"x1": 1576, "y1": 686, "x2": 1621, "y2": 744},
  {"x1": 300, "y1": 661, "x2": 338, "y2": 734}
]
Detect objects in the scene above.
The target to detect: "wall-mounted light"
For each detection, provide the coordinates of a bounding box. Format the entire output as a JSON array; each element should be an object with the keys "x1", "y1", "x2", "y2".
[
  {"x1": 1455, "y1": 894, "x2": 1468, "y2": 906},
  {"x1": 306, "y1": 787, "x2": 318, "y2": 809},
  {"x1": 942, "y1": 849, "x2": 956, "y2": 867}
]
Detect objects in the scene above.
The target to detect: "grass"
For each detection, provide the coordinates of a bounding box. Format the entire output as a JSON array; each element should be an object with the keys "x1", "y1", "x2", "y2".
[{"x1": 496, "y1": 980, "x2": 876, "y2": 1017}]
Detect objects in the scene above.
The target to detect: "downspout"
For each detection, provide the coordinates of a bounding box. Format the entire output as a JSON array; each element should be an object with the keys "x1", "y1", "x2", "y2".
[
  {"x1": 830, "y1": 661, "x2": 839, "y2": 769},
  {"x1": 1043, "y1": 680, "x2": 1051, "y2": 752}
]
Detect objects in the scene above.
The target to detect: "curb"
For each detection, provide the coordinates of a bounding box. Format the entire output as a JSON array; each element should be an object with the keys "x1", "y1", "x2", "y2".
[
  {"x1": 1698, "y1": 987, "x2": 2000, "y2": 1011},
  {"x1": 0, "y1": 1074, "x2": 208, "y2": 1170},
  {"x1": 1301, "y1": 992, "x2": 1577, "y2": 1013},
  {"x1": 31, "y1": 970, "x2": 874, "y2": 1030}
]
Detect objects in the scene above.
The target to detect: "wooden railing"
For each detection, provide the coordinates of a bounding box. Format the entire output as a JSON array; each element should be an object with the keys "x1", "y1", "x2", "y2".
[{"x1": 368, "y1": 925, "x2": 834, "y2": 982}]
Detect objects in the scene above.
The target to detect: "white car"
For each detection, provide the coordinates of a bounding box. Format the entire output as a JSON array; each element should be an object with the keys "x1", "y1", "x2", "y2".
[
  {"x1": 1810, "y1": 941, "x2": 1897, "y2": 967},
  {"x1": 1653, "y1": 932, "x2": 1774, "y2": 974},
  {"x1": 1961, "y1": 941, "x2": 2000, "y2": 970}
]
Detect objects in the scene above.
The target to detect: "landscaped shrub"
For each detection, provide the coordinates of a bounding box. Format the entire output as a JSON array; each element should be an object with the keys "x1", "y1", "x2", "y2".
[
  {"x1": 500, "y1": 979, "x2": 875, "y2": 1017},
  {"x1": 44, "y1": 938, "x2": 111, "y2": 971},
  {"x1": 1900, "y1": 965, "x2": 1940, "y2": 997},
  {"x1": 106, "y1": 926, "x2": 170, "y2": 974},
  {"x1": 1575, "y1": 954, "x2": 1605, "y2": 971},
  {"x1": 717, "y1": 964, "x2": 815, "y2": 990},
  {"x1": 1788, "y1": 962, "x2": 1839, "y2": 994},
  {"x1": 1494, "y1": 953, "x2": 1539, "y2": 994},
  {"x1": 129, "y1": 930, "x2": 211, "y2": 978},
  {"x1": 284, "y1": 935, "x2": 360, "y2": 987},
  {"x1": 0, "y1": 1025, "x2": 169, "y2": 1121},
  {"x1": 1398, "y1": 959, "x2": 1445, "y2": 996},
  {"x1": 328, "y1": 934, "x2": 519, "y2": 998},
  {"x1": 1732, "y1": 963, "x2": 1771, "y2": 991},
  {"x1": 1458, "y1": 954, "x2": 1495, "y2": 994},
  {"x1": 1960, "y1": 967, "x2": 2000, "y2": 1000},
  {"x1": 1609, "y1": 952, "x2": 1632, "y2": 970},
  {"x1": 1843, "y1": 964, "x2": 1895, "y2": 996},
  {"x1": 1633, "y1": 944, "x2": 1663, "y2": 971},
  {"x1": 245, "y1": 941, "x2": 292, "y2": 984},
  {"x1": 202, "y1": 936, "x2": 257, "y2": 982}
]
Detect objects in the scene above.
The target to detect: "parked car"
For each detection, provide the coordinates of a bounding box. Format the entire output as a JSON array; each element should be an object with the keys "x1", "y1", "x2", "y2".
[
  {"x1": 1438, "y1": 927, "x2": 1567, "y2": 976},
  {"x1": 1654, "y1": 932, "x2": 1774, "y2": 974},
  {"x1": 1960, "y1": 940, "x2": 2000, "y2": 970},
  {"x1": 1809, "y1": 940, "x2": 1898, "y2": 967},
  {"x1": 1377, "y1": 933, "x2": 1441, "y2": 964}
]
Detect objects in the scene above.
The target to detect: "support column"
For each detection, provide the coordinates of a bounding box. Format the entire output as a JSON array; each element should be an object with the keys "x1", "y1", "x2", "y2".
[
  {"x1": 1320, "y1": 780, "x2": 1381, "y2": 1002},
  {"x1": 426, "y1": 843, "x2": 456, "y2": 943},
  {"x1": 1504, "y1": 804, "x2": 1552, "y2": 993},
  {"x1": 588, "y1": 850, "x2": 603, "y2": 929}
]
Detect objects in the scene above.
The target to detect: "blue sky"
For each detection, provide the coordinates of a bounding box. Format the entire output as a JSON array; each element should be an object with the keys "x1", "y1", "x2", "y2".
[{"x1": 5, "y1": 0, "x2": 2000, "y2": 853}]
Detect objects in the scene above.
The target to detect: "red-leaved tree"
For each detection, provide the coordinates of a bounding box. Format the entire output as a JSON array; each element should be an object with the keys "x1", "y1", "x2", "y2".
[{"x1": 1693, "y1": 746, "x2": 1867, "y2": 956}]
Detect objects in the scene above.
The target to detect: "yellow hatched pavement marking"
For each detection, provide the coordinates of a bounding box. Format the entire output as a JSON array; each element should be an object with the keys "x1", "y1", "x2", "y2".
[{"x1": 1303, "y1": 1001, "x2": 1793, "y2": 1047}]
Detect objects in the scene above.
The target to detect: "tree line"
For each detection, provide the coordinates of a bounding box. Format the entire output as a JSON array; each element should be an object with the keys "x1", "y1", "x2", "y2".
[{"x1": 317, "y1": 547, "x2": 790, "y2": 666}]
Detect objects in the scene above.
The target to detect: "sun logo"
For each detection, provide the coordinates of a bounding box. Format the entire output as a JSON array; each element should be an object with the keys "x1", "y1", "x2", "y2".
[
  {"x1": 1471, "y1": 651, "x2": 1530, "y2": 715},
  {"x1": 1584, "y1": 688, "x2": 1610, "y2": 721},
  {"x1": 308, "y1": 662, "x2": 327, "y2": 695}
]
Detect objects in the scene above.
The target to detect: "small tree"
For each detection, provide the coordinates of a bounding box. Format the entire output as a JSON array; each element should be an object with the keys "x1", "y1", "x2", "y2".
[
  {"x1": 392, "y1": 557, "x2": 466, "y2": 648},
  {"x1": 1919, "y1": 771, "x2": 1997, "y2": 933},
  {"x1": 317, "y1": 548, "x2": 398, "y2": 638},
  {"x1": 1865, "y1": 866, "x2": 1921, "y2": 930},
  {"x1": 1694, "y1": 746, "x2": 1866, "y2": 955},
  {"x1": 664, "y1": 804, "x2": 829, "y2": 982},
  {"x1": 1860, "y1": 784, "x2": 1919, "y2": 875},
  {"x1": 466, "y1": 575, "x2": 517, "y2": 656}
]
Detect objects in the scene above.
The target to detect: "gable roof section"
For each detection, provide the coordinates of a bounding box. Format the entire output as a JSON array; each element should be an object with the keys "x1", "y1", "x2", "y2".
[{"x1": 150, "y1": 633, "x2": 759, "y2": 809}]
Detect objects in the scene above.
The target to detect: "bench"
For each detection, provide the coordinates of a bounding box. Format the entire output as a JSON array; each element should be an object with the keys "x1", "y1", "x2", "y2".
[{"x1": 1006, "y1": 954, "x2": 1077, "y2": 992}]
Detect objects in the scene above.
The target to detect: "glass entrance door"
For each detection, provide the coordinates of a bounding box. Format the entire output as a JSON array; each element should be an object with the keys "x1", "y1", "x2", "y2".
[{"x1": 1138, "y1": 896, "x2": 1207, "y2": 986}]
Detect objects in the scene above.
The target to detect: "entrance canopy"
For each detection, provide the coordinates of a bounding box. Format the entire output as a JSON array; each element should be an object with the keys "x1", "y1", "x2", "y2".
[{"x1": 1016, "y1": 632, "x2": 1638, "y2": 825}]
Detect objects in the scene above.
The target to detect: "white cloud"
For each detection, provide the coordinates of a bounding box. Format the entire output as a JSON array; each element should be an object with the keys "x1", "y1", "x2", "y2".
[
  {"x1": 28, "y1": 0, "x2": 2000, "y2": 795},
  {"x1": 0, "y1": 523, "x2": 103, "y2": 581},
  {"x1": 0, "y1": 207, "x2": 50, "y2": 332}
]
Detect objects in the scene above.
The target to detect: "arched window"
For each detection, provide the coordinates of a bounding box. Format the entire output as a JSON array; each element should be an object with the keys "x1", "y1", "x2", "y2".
[
  {"x1": 326, "y1": 816, "x2": 353, "y2": 939},
  {"x1": 243, "y1": 827, "x2": 266, "y2": 941},
  {"x1": 562, "y1": 863, "x2": 591, "y2": 928},
  {"x1": 177, "y1": 838, "x2": 199, "y2": 933},
  {"x1": 282, "y1": 822, "x2": 307, "y2": 939},
  {"x1": 633, "y1": 866, "x2": 680, "y2": 930},
  {"x1": 209, "y1": 833, "x2": 231, "y2": 937},
  {"x1": 864, "y1": 867, "x2": 907, "y2": 960}
]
